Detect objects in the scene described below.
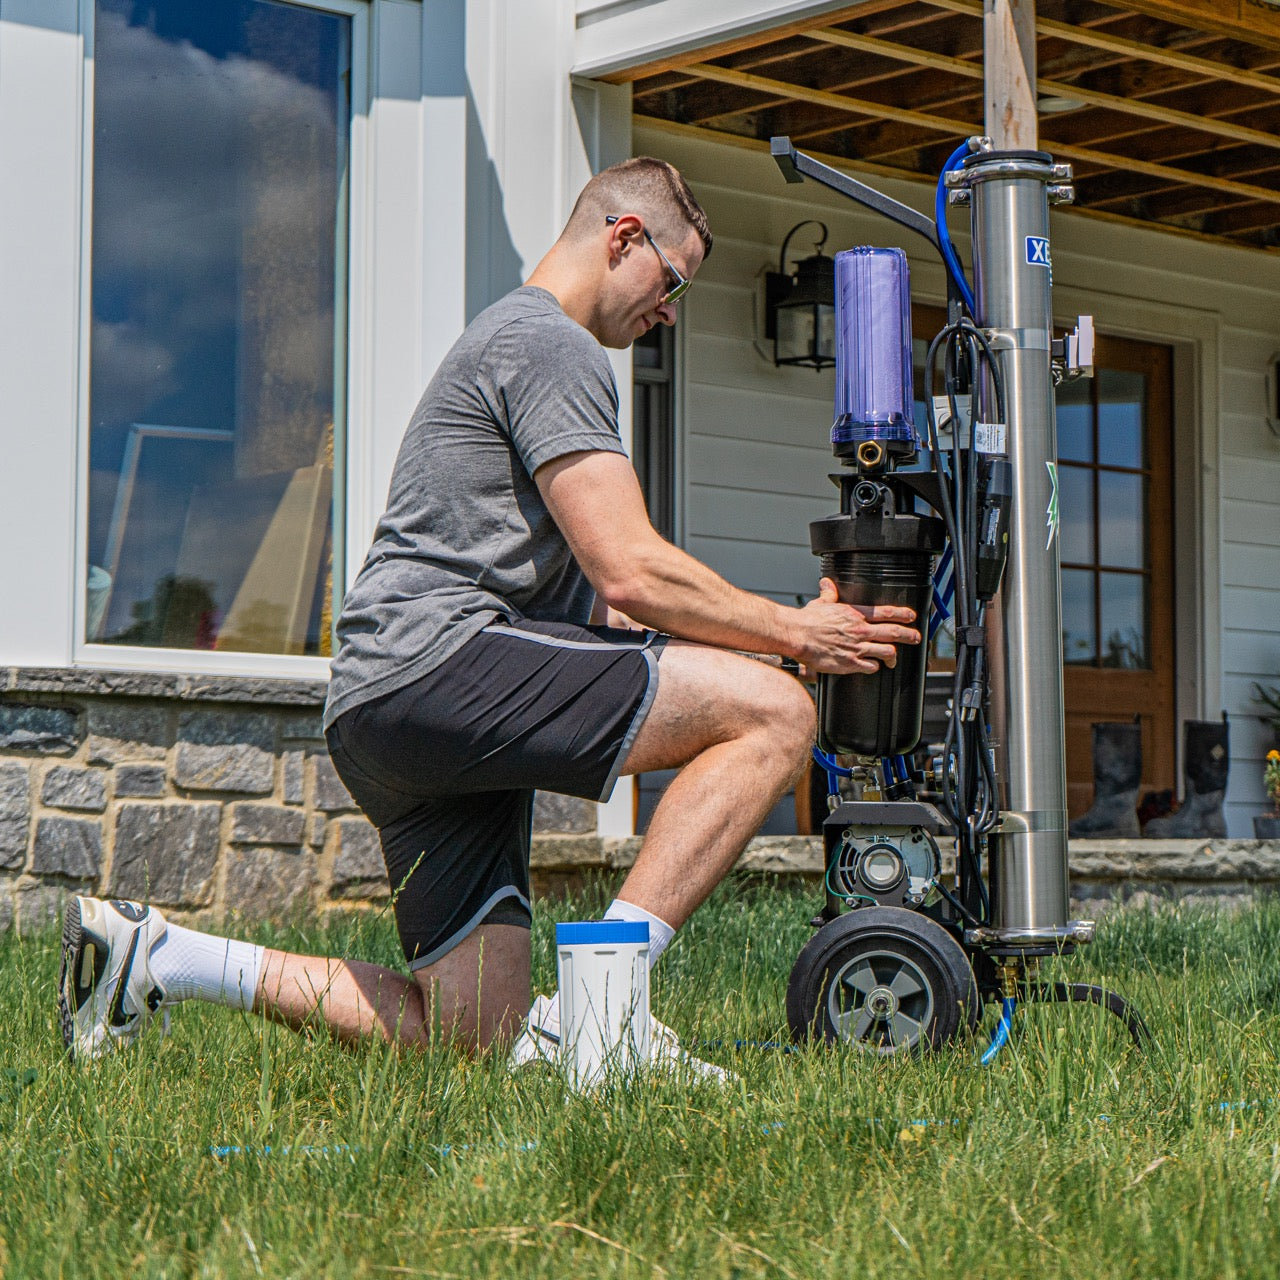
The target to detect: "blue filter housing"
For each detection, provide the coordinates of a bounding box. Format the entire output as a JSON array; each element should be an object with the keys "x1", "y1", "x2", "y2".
[{"x1": 831, "y1": 246, "x2": 917, "y2": 453}]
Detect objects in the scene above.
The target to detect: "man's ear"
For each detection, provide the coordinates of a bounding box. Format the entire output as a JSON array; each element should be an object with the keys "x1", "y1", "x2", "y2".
[{"x1": 605, "y1": 213, "x2": 643, "y2": 263}]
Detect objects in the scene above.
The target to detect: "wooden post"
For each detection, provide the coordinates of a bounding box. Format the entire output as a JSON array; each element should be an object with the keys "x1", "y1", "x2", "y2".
[{"x1": 984, "y1": 0, "x2": 1038, "y2": 148}]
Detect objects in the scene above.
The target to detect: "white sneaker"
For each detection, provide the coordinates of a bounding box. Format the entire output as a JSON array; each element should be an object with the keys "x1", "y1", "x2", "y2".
[
  {"x1": 508, "y1": 994, "x2": 734, "y2": 1084},
  {"x1": 648, "y1": 1017, "x2": 735, "y2": 1084},
  {"x1": 58, "y1": 897, "x2": 169, "y2": 1063},
  {"x1": 507, "y1": 993, "x2": 560, "y2": 1068}
]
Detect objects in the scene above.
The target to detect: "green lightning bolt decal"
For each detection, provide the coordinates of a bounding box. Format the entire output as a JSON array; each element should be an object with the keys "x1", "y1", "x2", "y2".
[{"x1": 1045, "y1": 460, "x2": 1059, "y2": 549}]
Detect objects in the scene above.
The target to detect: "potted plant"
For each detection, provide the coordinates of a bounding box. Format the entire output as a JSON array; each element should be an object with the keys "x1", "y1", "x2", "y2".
[{"x1": 1258, "y1": 749, "x2": 1280, "y2": 840}]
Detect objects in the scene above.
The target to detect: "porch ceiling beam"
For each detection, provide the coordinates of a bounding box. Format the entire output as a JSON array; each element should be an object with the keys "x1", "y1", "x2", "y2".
[
  {"x1": 1206, "y1": 203, "x2": 1280, "y2": 234},
  {"x1": 1099, "y1": 0, "x2": 1280, "y2": 54},
  {"x1": 680, "y1": 60, "x2": 1280, "y2": 204},
  {"x1": 804, "y1": 26, "x2": 1280, "y2": 152},
  {"x1": 682, "y1": 33, "x2": 984, "y2": 128},
  {"x1": 1079, "y1": 155, "x2": 1280, "y2": 209},
  {"x1": 922, "y1": 0, "x2": 1280, "y2": 95}
]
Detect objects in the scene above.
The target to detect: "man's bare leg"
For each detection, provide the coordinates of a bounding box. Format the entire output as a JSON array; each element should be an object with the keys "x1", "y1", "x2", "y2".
[
  {"x1": 254, "y1": 923, "x2": 530, "y2": 1053},
  {"x1": 615, "y1": 642, "x2": 815, "y2": 928}
]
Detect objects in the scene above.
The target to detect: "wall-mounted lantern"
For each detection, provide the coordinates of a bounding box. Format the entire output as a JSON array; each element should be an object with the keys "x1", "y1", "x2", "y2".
[{"x1": 765, "y1": 220, "x2": 836, "y2": 370}]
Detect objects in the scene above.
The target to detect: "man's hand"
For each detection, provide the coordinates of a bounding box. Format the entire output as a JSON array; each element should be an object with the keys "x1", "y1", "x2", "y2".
[{"x1": 792, "y1": 578, "x2": 920, "y2": 675}]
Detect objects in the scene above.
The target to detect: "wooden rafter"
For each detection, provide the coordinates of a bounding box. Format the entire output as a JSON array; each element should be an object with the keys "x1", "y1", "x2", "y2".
[
  {"x1": 1097, "y1": 0, "x2": 1280, "y2": 53},
  {"x1": 922, "y1": 0, "x2": 1280, "y2": 94},
  {"x1": 803, "y1": 25, "x2": 1280, "y2": 152},
  {"x1": 683, "y1": 60, "x2": 1280, "y2": 206}
]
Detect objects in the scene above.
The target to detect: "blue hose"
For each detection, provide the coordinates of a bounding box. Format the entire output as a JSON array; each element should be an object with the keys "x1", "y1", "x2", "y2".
[
  {"x1": 980, "y1": 996, "x2": 1017, "y2": 1066},
  {"x1": 813, "y1": 745, "x2": 851, "y2": 800},
  {"x1": 935, "y1": 143, "x2": 977, "y2": 316}
]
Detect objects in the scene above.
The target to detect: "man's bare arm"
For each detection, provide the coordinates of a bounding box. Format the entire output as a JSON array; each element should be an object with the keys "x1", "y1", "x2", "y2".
[{"x1": 536, "y1": 450, "x2": 919, "y2": 675}]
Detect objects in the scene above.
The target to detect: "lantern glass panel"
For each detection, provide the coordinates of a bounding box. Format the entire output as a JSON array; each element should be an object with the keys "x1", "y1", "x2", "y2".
[
  {"x1": 816, "y1": 303, "x2": 836, "y2": 362},
  {"x1": 776, "y1": 304, "x2": 813, "y2": 364}
]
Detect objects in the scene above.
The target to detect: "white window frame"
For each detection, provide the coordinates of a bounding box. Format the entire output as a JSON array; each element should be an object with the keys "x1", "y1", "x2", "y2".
[
  {"x1": 72, "y1": 0, "x2": 370, "y2": 678},
  {"x1": 0, "y1": 0, "x2": 569, "y2": 682}
]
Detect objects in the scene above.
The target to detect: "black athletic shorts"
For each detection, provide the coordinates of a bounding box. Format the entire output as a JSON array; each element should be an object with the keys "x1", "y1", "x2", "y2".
[{"x1": 324, "y1": 618, "x2": 666, "y2": 970}]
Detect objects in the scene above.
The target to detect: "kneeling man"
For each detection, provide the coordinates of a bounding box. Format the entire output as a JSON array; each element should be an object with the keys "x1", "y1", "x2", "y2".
[{"x1": 59, "y1": 157, "x2": 918, "y2": 1066}]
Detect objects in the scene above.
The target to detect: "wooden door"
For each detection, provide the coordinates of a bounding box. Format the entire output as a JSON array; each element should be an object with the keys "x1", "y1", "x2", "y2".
[{"x1": 1058, "y1": 335, "x2": 1176, "y2": 818}]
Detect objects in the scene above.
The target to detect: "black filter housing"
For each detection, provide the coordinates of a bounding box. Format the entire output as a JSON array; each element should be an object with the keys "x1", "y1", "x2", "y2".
[{"x1": 810, "y1": 508, "x2": 944, "y2": 756}]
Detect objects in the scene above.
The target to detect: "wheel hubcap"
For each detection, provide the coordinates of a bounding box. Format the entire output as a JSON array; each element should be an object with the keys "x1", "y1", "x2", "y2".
[{"x1": 829, "y1": 949, "x2": 935, "y2": 1053}]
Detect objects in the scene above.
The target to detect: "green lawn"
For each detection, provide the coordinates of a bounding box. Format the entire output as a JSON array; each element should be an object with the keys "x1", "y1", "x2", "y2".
[{"x1": 4, "y1": 882, "x2": 1280, "y2": 1278}]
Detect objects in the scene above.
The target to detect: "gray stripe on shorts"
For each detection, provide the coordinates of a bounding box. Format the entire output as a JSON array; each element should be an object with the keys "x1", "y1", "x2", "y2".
[
  {"x1": 482, "y1": 622, "x2": 657, "y2": 652},
  {"x1": 407, "y1": 886, "x2": 532, "y2": 972},
  {"x1": 597, "y1": 646, "x2": 659, "y2": 803}
]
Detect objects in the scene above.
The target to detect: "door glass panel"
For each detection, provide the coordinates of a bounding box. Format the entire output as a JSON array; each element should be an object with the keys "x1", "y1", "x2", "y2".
[
  {"x1": 1058, "y1": 463, "x2": 1092, "y2": 565},
  {"x1": 1096, "y1": 369, "x2": 1145, "y2": 469},
  {"x1": 1061, "y1": 335, "x2": 1173, "y2": 820},
  {"x1": 1054, "y1": 377, "x2": 1092, "y2": 463},
  {"x1": 1097, "y1": 471, "x2": 1146, "y2": 569},
  {"x1": 1061, "y1": 568, "x2": 1095, "y2": 664},
  {"x1": 86, "y1": 0, "x2": 350, "y2": 655},
  {"x1": 1099, "y1": 572, "x2": 1146, "y2": 669}
]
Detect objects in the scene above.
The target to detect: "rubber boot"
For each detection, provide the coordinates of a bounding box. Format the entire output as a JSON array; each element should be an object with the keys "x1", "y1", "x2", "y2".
[
  {"x1": 1144, "y1": 714, "x2": 1229, "y2": 838},
  {"x1": 1069, "y1": 721, "x2": 1142, "y2": 838}
]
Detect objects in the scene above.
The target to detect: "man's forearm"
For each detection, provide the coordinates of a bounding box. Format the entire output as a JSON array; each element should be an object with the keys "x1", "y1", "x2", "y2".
[{"x1": 602, "y1": 541, "x2": 800, "y2": 658}]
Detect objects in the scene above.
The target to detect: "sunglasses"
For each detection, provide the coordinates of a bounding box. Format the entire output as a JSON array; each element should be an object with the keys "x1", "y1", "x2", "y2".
[{"x1": 606, "y1": 215, "x2": 691, "y2": 304}]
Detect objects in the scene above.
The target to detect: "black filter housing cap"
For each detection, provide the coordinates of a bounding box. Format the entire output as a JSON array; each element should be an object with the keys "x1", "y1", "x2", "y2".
[{"x1": 810, "y1": 511, "x2": 946, "y2": 556}]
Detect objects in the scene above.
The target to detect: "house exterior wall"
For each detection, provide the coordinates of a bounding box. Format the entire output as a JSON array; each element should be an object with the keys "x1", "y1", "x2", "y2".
[{"x1": 635, "y1": 120, "x2": 1280, "y2": 837}]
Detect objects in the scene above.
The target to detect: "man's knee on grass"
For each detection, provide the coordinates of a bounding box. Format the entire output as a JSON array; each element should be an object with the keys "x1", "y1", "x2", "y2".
[{"x1": 411, "y1": 924, "x2": 531, "y2": 1054}]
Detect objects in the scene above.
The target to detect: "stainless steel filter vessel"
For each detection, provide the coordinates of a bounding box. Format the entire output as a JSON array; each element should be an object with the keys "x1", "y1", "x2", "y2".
[{"x1": 958, "y1": 149, "x2": 1075, "y2": 942}]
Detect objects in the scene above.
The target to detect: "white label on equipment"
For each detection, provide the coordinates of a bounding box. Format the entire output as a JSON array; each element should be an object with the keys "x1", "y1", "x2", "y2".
[{"x1": 974, "y1": 421, "x2": 1006, "y2": 454}]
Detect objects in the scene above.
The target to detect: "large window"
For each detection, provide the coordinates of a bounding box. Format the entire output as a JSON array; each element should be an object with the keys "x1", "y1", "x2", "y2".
[{"x1": 85, "y1": 0, "x2": 351, "y2": 656}]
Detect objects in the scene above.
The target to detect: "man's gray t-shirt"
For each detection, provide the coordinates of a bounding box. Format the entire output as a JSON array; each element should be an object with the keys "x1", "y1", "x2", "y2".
[{"x1": 324, "y1": 287, "x2": 626, "y2": 728}]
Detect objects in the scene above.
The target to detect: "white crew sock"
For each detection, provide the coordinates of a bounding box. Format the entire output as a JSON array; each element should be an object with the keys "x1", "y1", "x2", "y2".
[
  {"x1": 149, "y1": 923, "x2": 264, "y2": 1012},
  {"x1": 603, "y1": 898, "x2": 676, "y2": 968}
]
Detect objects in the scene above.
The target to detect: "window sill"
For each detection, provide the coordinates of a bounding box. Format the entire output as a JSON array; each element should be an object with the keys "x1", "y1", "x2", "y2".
[{"x1": 2, "y1": 666, "x2": 327, "y2": 707}]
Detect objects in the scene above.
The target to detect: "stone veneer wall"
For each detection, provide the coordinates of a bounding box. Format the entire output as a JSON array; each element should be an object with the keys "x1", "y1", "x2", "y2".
[
  {"x1": 0, "y1": 668, "x2": 601, "y2": 934},
  {"x1": 3, "y1": 667, "x2": 1279, "y2": 935}
]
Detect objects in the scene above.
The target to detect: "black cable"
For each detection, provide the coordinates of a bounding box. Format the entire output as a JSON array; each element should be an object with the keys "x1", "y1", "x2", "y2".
[
  {"x1": 922, "y1": 315, "x2": 1011, "y2": 926},
  {"x1": 1020, "y1": 982, "x2": 1151, "y2": 1050},
  {"x1": 936, "y1": 877, "x2": 981, "y2": 928}
]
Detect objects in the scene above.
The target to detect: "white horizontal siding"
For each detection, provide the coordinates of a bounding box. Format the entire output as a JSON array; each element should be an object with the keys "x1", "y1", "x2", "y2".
[
  {"x1": 1222, "y1": 585, "x2": 1278, "y2": 635},
  {"x1": 640, "y1": 121, "x2": 1280, "y2": 837},
  {"x1": 1223, "y1": 452, "x2": 1280, "y2": 505},
  {"x1": 1223, "y1": 542, "x2": 1280, "y2": 591}
]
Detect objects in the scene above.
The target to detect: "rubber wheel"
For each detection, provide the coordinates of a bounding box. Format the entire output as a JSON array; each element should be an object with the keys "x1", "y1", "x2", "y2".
[{"x1": 786, "y1": 906, "x2": 979, "y2": 1054}]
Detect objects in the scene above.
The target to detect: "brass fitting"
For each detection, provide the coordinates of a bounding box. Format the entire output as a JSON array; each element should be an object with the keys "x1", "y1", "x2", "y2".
[{"x1": 856, "y1": 439, "x2": 886, "y2": 473}]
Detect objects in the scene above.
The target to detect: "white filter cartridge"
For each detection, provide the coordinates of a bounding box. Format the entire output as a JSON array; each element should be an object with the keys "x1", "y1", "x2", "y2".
[{"x1": 555, "y1": 920, "x2": 650, "y2": 1089}]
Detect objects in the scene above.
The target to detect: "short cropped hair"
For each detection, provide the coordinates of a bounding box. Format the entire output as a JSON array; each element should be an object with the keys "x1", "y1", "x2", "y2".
[{"x1": 565, "y1": 156, "x2": 712, "y2": 259}]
